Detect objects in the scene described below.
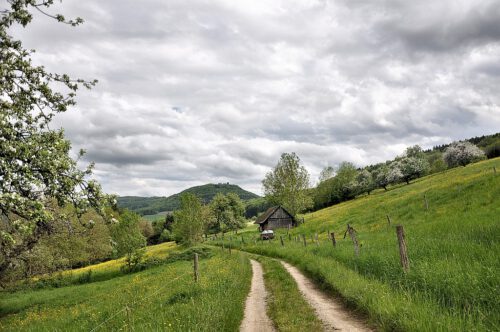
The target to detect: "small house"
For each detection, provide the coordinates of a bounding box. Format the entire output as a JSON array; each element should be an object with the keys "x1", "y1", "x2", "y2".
[{"x1": 254, "y1": 206, "x2": 296, "y2": 232}]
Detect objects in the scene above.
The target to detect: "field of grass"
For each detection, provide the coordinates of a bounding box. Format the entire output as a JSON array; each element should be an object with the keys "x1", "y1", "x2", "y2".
[
  {"x1": 142, "y1": 212, "x2": 168, "y2": 222},
  {"x1": 257, "y1": 256, "x2": 323, "y2": 331},
  {"x1": 213, "y1": 158, "x2": 500, "y2": 331},
  {"x1": 16, "y1": 242, "x2": 181, "y2": 289},
  {"x1": 0, "y1": 247, "x2": 251, "y2": 331}
]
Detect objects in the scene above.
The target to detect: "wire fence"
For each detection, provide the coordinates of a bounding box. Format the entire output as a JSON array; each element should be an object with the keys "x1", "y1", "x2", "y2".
[
  {"x1": 89, "y1": 272, "x2": 191, "y2": 331},
  {"x1": 209, "y1": 222, "x2": 413, "y2": 273}
]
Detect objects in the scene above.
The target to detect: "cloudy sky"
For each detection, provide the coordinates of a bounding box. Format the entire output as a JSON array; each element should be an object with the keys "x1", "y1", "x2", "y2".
[{"x1": 11, "y1": 0, "x2": 500, "y2": 196}]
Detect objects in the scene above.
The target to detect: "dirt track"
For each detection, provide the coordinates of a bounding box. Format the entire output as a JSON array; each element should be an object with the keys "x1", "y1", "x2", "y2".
[
  {"x1": 240, "y1": 260, "x2": 275, "y2": 332},
  {"x1": 281, "y1": 261, "x2": 371, "y2": 332}
]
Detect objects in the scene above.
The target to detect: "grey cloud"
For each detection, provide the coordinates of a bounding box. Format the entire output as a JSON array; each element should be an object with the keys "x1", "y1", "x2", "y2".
[
  {"x1": 377, "y1": 1, "x2": 500, "y2": 53},
  {"x1": 10, "y1": 0, "x2": 500, "y2": 196}
]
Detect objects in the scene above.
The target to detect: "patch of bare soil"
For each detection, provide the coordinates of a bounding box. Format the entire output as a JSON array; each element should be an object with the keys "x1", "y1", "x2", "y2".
[
  {"x1": 281, "y1": 261, "x2": 371, "y2": 332},
  {"x1": 240, "y1": 260, "x2": 275, "y2": 332}
]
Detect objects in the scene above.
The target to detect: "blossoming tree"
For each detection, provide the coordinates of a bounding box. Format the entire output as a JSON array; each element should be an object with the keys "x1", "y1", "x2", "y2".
[{"x1": 0, "y1": 1, "x2": 112, "y2": 281}]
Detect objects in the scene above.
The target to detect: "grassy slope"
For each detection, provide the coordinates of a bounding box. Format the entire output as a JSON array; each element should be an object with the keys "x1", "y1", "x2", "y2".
[
  {"x1": 0, "y1": 248, "x2": 251, "y2": 331},
  {"x1": 16, "y1": 242, "x2": 180, "y2": 289},
  {"x1": 214, "y1": 158, "x2": 500, "y2": 331}
]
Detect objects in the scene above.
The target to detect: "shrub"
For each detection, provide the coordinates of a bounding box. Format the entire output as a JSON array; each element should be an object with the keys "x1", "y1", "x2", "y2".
[
  {"x1": 159, "y1": 229, "x2": 174, "y2": 242},
  {"x1": 122, "y1": 248, "x2": 146, "y2": 273},
  {"x1": 443, "y1": 141, "x2": 486, "y2": 167}
]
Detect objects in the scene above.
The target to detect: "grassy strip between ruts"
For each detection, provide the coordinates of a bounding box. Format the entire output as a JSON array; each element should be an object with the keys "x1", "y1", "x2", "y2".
[
  {"x1": 0, "y1": 248, "x2": 251, "y2": 331},
  {"x1": 256, "y1": 256, "x2": 323, "y2": 332}
]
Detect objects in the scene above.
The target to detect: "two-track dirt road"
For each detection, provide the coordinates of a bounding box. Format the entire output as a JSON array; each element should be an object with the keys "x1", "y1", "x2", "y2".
[{"x1": 240, "y1": 258, "x2": 370, "y2": 332}]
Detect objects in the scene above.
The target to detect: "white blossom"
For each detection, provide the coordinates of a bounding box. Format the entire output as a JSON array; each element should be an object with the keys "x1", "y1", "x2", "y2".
[{"x1": 443, "y1": 141, "x2": 485, "y2": 167}]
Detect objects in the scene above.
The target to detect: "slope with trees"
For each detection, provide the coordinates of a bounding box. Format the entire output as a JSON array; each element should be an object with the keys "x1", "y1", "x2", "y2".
[
  {"x1": 117, "y1": 183, "x2": 259, "y2": 215},
  {"x1": 214, "y1": 157, "x2": 500, "y2": 331}
]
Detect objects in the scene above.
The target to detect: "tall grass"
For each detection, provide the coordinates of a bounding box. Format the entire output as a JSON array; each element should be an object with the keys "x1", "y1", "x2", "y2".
[
  {"x1": 0, "y1": 248, "x2": 251, "y2": 331},
  {"x1": 214, "y1": 158, "x2": 500, "y2": 331}
]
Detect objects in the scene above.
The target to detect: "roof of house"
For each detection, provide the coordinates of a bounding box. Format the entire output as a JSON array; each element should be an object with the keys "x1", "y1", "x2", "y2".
[{"x1": 254, "y1": 205, "x2": 294, "y2": 224}]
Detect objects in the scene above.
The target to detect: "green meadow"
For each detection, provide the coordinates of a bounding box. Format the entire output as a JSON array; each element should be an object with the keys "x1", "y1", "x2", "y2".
[
  {"x1": 214, "y1": 158, "x2": 500, "y2": 331},
  {"x1": 1, "y1": 159, "x2": 498, "y2": 332},
  {"x1": 0, "y1": 247, "x2": 251, "y2": 332}
]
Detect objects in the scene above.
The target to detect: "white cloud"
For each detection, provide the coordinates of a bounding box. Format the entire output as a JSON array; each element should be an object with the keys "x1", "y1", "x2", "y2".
[{"x1": 10, "y1": 0, "x2": 500, "y2": 196}]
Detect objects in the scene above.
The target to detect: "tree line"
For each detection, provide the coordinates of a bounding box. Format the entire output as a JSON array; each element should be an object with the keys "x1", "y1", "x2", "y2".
[{"x1": 263, "y1": 140, "x2": 490, "y2": 216}]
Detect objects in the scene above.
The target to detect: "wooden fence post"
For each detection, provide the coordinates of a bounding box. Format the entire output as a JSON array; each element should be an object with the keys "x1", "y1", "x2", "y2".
[
  {"x1": 346, "y1": 224, "x2": 359, "y2": 256},
  {"x1": 494, "y1": 166, "x2": 497, "y2": 175},
  {"x1": 386, "y1": 214, "x2": 391, "y2": 226},
  {"x1": 280, "y1": 235, "x2": 284, "y2": 247},
  {"x1": 302, "y1": 234, "x2": 307, "y2": 247},
  {"x1": 125, "y1": 305, "x2": 132, "y2": 331},
  {"x1": 194, "y1": 253, "x2": 199, "y2": 282},
  {"x1": 396, "y1": 225, "x2": 409, "y2": 272},
  {"x1": 330, "y1": 232, "x2": 336, "y2": 247}
]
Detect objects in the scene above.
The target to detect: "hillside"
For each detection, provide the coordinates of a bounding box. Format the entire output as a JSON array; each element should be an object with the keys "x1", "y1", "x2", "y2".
[
  {"x1": 214, "y1": 157, "x2": 500, "y2": 331},
  {"x1": 117, "y1": 183, "x2": 260, "y2": 215},
  {"x1": 0, "y1": 245, "x2": 251, "y2": 331}
]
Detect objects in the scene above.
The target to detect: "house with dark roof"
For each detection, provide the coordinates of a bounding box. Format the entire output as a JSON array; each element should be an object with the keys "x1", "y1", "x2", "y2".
[{"x1": 254, "y1": 206, "x2": 296, "y2": 232}]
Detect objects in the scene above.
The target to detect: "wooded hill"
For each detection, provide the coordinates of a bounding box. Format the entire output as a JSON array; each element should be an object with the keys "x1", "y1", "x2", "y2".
[{"x1": 117, "y1": 183, "x2": 260, "y2": 215}]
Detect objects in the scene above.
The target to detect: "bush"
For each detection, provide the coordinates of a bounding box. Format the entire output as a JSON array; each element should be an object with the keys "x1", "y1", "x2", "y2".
[
  {"x1": 159, "y1": 229, "x2": 174, "y2": 242},
  {"x1": 122, "y1": 248, "x2": 146, "y2": 273},
  {"x1": 443, "y1": 141, "x2": 486, "y2": 167}
]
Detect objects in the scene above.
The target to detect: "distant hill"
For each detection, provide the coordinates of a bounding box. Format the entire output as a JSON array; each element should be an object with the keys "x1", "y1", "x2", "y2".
[{"x1": 117, "y1": 183, "x2": 260, "y2": 215}]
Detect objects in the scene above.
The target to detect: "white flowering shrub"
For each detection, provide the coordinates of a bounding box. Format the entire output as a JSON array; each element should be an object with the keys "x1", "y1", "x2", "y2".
[
  {"x1": 387, "y1": 164, "x2": 404, "y2": 184},
  {"x1": 443, "y1": 141, "x2": 486, "y2": 168}
]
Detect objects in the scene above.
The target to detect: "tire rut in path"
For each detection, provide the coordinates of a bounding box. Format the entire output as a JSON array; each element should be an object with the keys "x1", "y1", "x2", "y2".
[
  {"x1": 281, "y1": 261, "x2": 371, "y2": 332},
  {"x1": 240, "y1": 260, "x2": 275, "y2": 332}
]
